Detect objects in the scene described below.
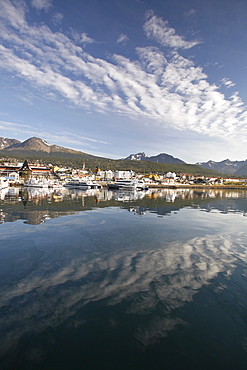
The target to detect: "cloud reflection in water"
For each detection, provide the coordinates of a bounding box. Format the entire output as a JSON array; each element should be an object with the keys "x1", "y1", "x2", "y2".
[{"x1": 1, "y1": 188, "x2": 247, "y2": 366}]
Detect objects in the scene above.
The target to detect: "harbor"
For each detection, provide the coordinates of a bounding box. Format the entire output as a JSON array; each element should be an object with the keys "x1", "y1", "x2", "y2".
[{"x1": 1, "y1": 159, "x2": 247, "y2": 192}]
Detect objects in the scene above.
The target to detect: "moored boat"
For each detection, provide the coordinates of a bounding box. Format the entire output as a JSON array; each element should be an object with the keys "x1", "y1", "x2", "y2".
[
  {"x1": 0, "y1": 176, "x2": 9, "y2": 190},
  {"x1": 48, "y1": 180, "x2": 64, "y2": 189},
  {"x1": 135, "y1": 180, "x2": 149, "y2": 191},
  {"x1": 108, "y1": 179, "x2": 149, "y2": 191},
  {"x1": 64, "y1": 180, "x2": 102, "y2": 189},
  {"x1": 107, "y1": 179, "x2": 136, "y2": 190}
]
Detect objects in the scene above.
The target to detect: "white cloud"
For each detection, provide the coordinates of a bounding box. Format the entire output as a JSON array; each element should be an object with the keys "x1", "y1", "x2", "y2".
[
  {"x1": 80, "y1": 33, "x2": 95, "y2": 44},
  {"x1": 0, "y1": 119, "x2": 37, "y2": 136},
  {"x1": 117, "y1": 34, "x2": 129, "y2": 44},
  {"x1": 0, "y1": 2, "x2": 247, "y2": 148},
  {"x1": 184, "y1": 9, "x2": 197, "y2": 17},
  {"x1": 31, "y1": 0, "x2": 52, "y2": 12},
  {"x1": 52, "y1": 12, "x2": 63, "y2": 26},
  {"x1": 58, "y1": 132, "x2": 108, "y2": 145},
  {"x1": 0, "y1": 120, "x2": 108, "y2": 148},
  {"x1": 0, "y1": 226, "x2": 245, "y2": 354},
  {"x1": 136, "y1": 46, "x2": 168, "y2": 75},
  {"x1": 66, "y1": 29, "x2": 95, "y2": 46},
  {"x1": 0, "y1": 120, "x2": 32, "y2": 128},
  {"x1": 1, "y1": 0, "x2": 27, "y2": 28},
  {"x1": 221, "y1": 77, "x2": 236, "y2": 89},
  {"x1": 143, "y1": 11, "x2": 201, "y2": 49}
]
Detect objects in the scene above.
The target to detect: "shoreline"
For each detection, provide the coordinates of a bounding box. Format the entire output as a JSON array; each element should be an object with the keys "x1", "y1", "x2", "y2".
[
  {"x1": 8, "y1": 182, "x2": 247, "y2": 190},
  {"x1": 147, "y1": 184, "x2": 247, "y2": 190}
]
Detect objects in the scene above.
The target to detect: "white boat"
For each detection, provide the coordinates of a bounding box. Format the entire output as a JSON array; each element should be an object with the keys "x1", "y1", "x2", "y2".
[
  {"x1": 64, "y1": 180, "x2": 102, "y2": 189},
  {"x1": 135, "y1": 179, "x2": 149, "y2": 191},
  {"x1": 24, "y1": 178, "x2": 49, "y2": 188},
  {"x1": 108, "y1": 179, "x2": 149, "y2": 191},
  {"x1": 48, "y1": 180, "x2": 64, "y2": 189},
  {"x1": 0, "y1": 177, "x2": 9, "y2": 190},
  {"x1": 108, "y1": 179, "x2": 136, "y2": 190},
  {"x1": 0, "y1": 187, "x2": 9, "y2": 200}
]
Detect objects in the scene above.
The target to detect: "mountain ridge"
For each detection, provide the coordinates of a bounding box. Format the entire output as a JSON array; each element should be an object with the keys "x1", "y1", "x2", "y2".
[
  {"x1": 195, "y1": 159, "x2": 247, "y2": 174},
  {"x1": 0, "y1": 137, "x2": 21, "y2": 149},
  {"x1": 125, "y1": 152, "x2": 185, "y2": 164},
  {"x1": 4, "y1": 137, "x2": 89, "y2": 154},
  {"x1": 1, "y1": 136, "x2": 247, "y2": 175}
]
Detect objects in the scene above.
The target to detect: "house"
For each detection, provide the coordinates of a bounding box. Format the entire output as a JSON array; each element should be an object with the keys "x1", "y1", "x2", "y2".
[
  {"x1": 0, "y1": 163, "x2": 22, "y2": 176},
  {"x1": 5, "y1": 172, "x2": 20, "y2": 183},
  {"x1": 166, "y1": 171, "x2": 177, "y2": 179},
  {"x1": 223, "y1": 178, "x2": 241, "y2": 183},
  {"x1": 97, "y1": 170, "x2": 114, "y2": 181},
  {"x1": 114, "y1": 170, "x2": 135, "y2": 180},
  {"x1": 19, "y1": 159, "x2": 52, "y2": 177},
  {"x1": 180, "y1": 174, "x2": 195, "y2": 183}
]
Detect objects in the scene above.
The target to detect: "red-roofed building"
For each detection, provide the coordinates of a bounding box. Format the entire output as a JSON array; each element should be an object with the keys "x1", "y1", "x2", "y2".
[{"x1": 0, "y1": 159, "x2": 52, "y2": 177}]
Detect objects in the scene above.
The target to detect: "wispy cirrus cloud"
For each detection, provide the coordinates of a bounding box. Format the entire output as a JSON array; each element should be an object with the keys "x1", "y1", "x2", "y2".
[
  {"x1": 1, "y1": 0, "x2": 247, "y2": 147},
  {"x1": 58, "y1": 132, "x2": 108, "y2": 146},
  {"x1": 0, "y1": 119, "x2": 39, "y2": 137},
  {"x1": 0, "y1": 120, "x2": 32, "y2": 129},
  {"x1": 0, "y1": 119, "x2": 108, "y2": 148},
  {"x1": 79, "y1": 33, "x2": 95, "y2": 44},
  {"x1": 1, "y1": 0, "x2": 27, "y2": 28},
  {"x1": 221, "y1": 77, "x2": 236, "y2": 89},
  {"x1": 51, "y1": 12, "x2": 63, "y2": 26},
  {"x1": 143, "y1": 10, "x2": 201, "y2": 49},
  {"x1": 31, "y1": 0, "x2": 52, "y2": 12},
  {"x1": 117, "y1": 33, "x2": 129, "y2": 44},
  {"x1": 184, "y1": 9, "x2": 197, "y2": 17}
]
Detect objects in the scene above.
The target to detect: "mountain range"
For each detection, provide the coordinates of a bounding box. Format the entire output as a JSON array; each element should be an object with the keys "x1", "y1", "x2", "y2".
[
  {"x1": 195, "y1": 159, "x2": 247, "y2": 175},
  {"x1": 0, "y1": 137, "x2": 85, "y2": 154},
  {"x1": 124, "y1": 151, "x2": 247, "y2": 175},
  {"x1": 0, "y1": 136, "x2": 247, "y2": 175},
  {"x1": 0, "y1": 137, "x2": 20, "y2": 149},
  {"x1": 124, "y1": 152, "x2": 185, "y2": 164}
]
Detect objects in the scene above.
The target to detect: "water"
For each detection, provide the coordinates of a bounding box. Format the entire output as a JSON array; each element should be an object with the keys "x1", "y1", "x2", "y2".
[{"x1": 1, "y1": 187, "x2": 247, "y2": 369}]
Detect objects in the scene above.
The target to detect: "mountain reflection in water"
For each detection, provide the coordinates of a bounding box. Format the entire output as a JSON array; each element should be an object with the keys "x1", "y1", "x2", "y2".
[
  {"x1": 1, "y1": 187, "x2": 247, "y2": 369},
  {"x1": 1, "y1": 186, "x2": 247, "y2": 224}
]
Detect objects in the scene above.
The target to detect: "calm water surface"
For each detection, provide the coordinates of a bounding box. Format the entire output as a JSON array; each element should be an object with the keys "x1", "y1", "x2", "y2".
[{"x1": 1, "y1": 187, "x2": 247, "y2": 369}]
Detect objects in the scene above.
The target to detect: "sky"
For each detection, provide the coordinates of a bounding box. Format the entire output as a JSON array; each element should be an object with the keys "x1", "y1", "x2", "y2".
[{"x1": 1, "y1": 0, "x2": 247, "y2": 163}]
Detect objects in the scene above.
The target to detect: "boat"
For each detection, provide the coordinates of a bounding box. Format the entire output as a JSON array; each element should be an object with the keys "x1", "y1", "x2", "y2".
[
  {"x1": 24, "y1": 178, "x2": 49, "y2": 188},
  {"x1": 108, "y1": 179, "x2": 149, "y2": 191},
  {"x1": 0, "y1": 177, "x2": 9, "y2": 190},
  {"x1": 107, "y1": 179, "x2": 136, "y2": 190},
  {"x1": 48, "y1": 180, "x2": 64, "y2": 189},
  {"x1": 135, "y1": 179, "x2": 149, "y2": 191},
  {"x1": 64, "y1": 179, "x2": 102, "y2": 189}
]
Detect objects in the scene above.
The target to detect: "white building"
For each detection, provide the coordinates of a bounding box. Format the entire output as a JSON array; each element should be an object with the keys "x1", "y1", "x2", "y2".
[
  {"x1": 223, "y1": 178, "x2": 241, "y2": 183},
  {"x1": 98, "y1": 170, "x2": 114, "y2": 181},
  {"x1": 6, "y1": 172, "x2": 19, "y2": 182},
  {"x1": 114, "y1": 170, "x2": 135, "y2": 180},
  {"x1": 166, "y1": 172, "x2": 177, "y2": 179}
]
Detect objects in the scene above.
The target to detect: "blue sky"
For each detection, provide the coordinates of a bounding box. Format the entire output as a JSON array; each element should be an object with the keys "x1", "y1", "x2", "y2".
[{"x1": 1, "y1": 0, "x2": 247, "y2": 163}]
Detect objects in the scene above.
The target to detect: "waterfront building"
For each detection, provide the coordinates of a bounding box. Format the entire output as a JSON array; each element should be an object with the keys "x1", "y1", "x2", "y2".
[
  {"x1": 166, "y1": 171, "x2": 177, "y2": 179},
  {"x1": 114, "y1": 170, "x2": 135, "y2": 180},
  {"x1": 19, "y1": 159, "x2": 52, "y2": 177},
  {"x1": 0, "y1": 163, "x2": 21, "y2": 176},
  {"x1": 97, "y1": 170, "x2": 114, "y2": 181}
]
